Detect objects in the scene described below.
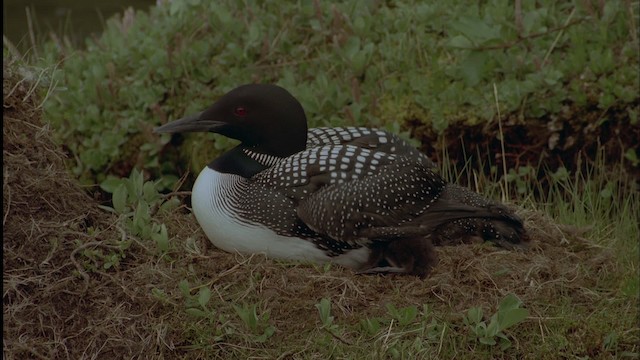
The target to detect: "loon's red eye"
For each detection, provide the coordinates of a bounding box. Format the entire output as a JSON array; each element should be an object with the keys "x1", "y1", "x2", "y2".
[{"x1": 233, "y1": 106, "x2": 247, "y2": 117}]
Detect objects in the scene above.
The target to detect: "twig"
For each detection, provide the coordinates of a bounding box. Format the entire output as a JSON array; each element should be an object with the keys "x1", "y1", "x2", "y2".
[
  {"x1": 160, "y1": 191, "x2": 192, "y2": 199},
  {"x1": 26, "y1": 6, "x2": 39, "y2": 59},
  {"x1": 322, "y1": 327, "x2": 353, "y2": 345},
  {"x1": 382, "y1": 318, "x2": 394, "y2": 346},
  {"x1": 514, "y1": 0, "x2": 523, "y2": 37},
  {"x1": 3, "y1": 184, "x2": 10, "y2": 227},
  {"x1": 626, "y1": 0, "x2": 639, "y2": 46},
  {"x1": 437, "y1": 322, "x2": 447, "y2": 356},
  {"x1": 543, "y1": 8, "x2": 577, "y2": 66},
  {"x1": 3, "y1": 35, "x2": 22, "y2": 59},
  {"x1": 174, "y1": 167, "x2": 191, "y2": 192},
  {"x1": 493, "y1": 83, "x2": 509, "y2": 202},
  {"x1": 474, "y1": 16, "x2": 586, "y2": 51}
]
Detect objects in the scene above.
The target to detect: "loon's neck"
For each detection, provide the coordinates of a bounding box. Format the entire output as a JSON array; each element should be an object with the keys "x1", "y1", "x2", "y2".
[{"x1": 209, "y1": 145, "x2": 285, "y2": 178}]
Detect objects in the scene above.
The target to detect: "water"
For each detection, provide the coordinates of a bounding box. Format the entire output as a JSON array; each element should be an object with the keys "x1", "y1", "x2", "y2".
[{"x1": 3, "y1": 0, "x2": 156, "y2": 52}]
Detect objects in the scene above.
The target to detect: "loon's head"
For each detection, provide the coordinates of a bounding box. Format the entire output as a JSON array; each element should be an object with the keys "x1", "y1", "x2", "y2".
[{"x1": 155, "y1": 84, "x2": 308, "y2": 157}]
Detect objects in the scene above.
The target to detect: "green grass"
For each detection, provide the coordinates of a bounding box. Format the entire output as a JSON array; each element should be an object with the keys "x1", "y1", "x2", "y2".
[{"x1": 9, "y1": 0, "x2": 636, "y2": 187}]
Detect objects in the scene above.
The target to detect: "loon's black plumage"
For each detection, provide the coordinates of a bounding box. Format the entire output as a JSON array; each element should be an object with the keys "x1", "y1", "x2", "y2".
[{"x1": 155, "y1": 84, "x2": 528, "y2": 277}]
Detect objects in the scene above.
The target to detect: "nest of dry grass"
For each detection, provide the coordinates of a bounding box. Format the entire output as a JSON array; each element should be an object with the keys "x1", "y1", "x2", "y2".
[
  {"x1": 3, "y1": 61, "x2": 156, "y2": 359},
  {"x1": 3, "y1": 59, "x2": 625, "y2": 359}
]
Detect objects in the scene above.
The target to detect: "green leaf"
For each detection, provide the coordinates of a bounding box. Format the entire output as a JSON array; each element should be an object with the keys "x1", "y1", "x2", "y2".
[
  {"x1": 486, "y1": 313, "x2": 500, "y2": 337},
  {"x1": 479, "y1": 336, "x2": 497, "y2": 345},
  {"x1": 628, "y1": 108, "x2": 638, "y2": 125},
  {"x1": 342, "y1": 36, "x2": 361, "y2": 61},
  {"x1": 447, "y1": 35, "x2": 473, "y2": 49},
  {"x1": 460, "y1": 51, "x2": 488, "y2": 86},
  {"x1": 185, "y1": 308, "x2": 208, "y2": 318},
  {"x1": 466, "y1": 307, "x2": 483, "y2": 325},
  {"x1": 132, "y1": 169, "x2": 144, "y2": 198},
  {"x1": 100, "y1": 176, "x2": 123, "y2": 193},
  {"x1": 599, "y1": 187, "x2": 613, "y2": 199},
  {"x1": 254, "y1": 325, "x2": 275, "y2": 342},
  {"x1": 449, "y1": 17, "x2": 501, "y2": 46},
  {"x1": 178, "y1": 279, "x2": 191, "y2": 298},
  {"x1": 401, "y1": 306, "x2": 418, "y2": 325},
  {"x1": 112, "y1": 183, "x2": 127, "y2": 214},
  {"x1": 603, "y1": 332, "x2": 618, "y2": 350},
  {"x1": 498, "y1": 334, "x2": 512, "y2": 350},
  {"x1": 143, "y1": 181, "x2": 159, "y2": 204},
  {"x1": 498, "y1": 293, "x2": 523, "y2": 312},
  {"x1": 151, "y1": 288, "x2": 167, "y2": 301},
  {"x1": 234, "y1": 303, "x2": 259, "y2": 332},
  {"x1": 390, "y1": 305, "x2": 417, "y2": 326},
  {"x1": 474, "y1": 322, "x2": 487, "y2": 337},
  {"x1": 624, "y1": 149, "x2": 639, "y2": 166},
  {"x1": 316, "y1": 298, "x2": 333, "y2": 327},
  {"x1": 361, "y1": 317, "x2": 381, "y2": 335},
  {"x1": 197, "y1": 287, "x2": 211, "y2": 308},
  {"x1": 136, "y1": 200, "x2": 151, "y2": 221},
  {"x1": 498, "y1": 308, "x2": 529, "y2": 331},
  {"x1": 152, "y1": 224, "x2": 169, "y2": 253},
  {"x1": 260, "y1": 326, "x2": 275, "y2": 341}
]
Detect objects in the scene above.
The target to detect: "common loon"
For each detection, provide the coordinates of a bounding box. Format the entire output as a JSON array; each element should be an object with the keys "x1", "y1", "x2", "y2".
[{"x1": 155, "y1": 84, "x2": 527, "y2": 277}]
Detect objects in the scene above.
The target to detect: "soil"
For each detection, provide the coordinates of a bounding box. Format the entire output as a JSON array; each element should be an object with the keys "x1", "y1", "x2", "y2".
[{"x1": 407, "y1": 101, "x2": 640, "y2": 186}]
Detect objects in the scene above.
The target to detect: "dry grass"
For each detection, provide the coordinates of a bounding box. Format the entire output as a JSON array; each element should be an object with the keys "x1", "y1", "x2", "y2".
[{"x1": 3, "y1": 59, "x2": 637, "y2": 359}]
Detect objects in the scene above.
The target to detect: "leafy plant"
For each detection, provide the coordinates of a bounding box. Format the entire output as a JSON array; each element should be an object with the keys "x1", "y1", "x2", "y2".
[
  {"x1": 77, "y1": 238, "x2": 131, "y2": 272},
  {"x1": 316, "y1": 298, "x2": 335, "y2": 329},
  {"x1": 505, "y1": 166, "x2": 536, "y2": 195},
  {"x1": 360, "y1": 317, "x2": 383, "y2": 336},
  {"x1": 177, "y1": 279, "x2": 234, "y2": 345},
  {"x1": 315, "y1": 297, "x2": 349, "y2": 346},
  {"x1": 101, "y1": 168, "x2": 180, "y2": 254},
  {"x1": 35, "y1": 1, "x2": 637, "y2": 188},
  {"x1": 179, "y1": 279, "x2": 216, "y2": 319},
  {"x1": 463, "y1": 293, "x2": 529, "y2": 349},
  {"x1": 233, "y1": 303, "x2": 275, "y2": 343},
  {"x1": 385, "y1": 304, "x2": 419, "y2": 326}
]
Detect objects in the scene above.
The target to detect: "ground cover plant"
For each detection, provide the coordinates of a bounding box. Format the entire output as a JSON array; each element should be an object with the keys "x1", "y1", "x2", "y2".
[
  {"x1": 3, "y1": 0, "x2": 639, "y2": 359},
  {"x1": 27, "y1": 0, "x2": 638, "y2": 188}
]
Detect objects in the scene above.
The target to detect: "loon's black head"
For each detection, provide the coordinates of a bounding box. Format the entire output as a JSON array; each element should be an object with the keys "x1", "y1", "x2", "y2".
[{"x1": 155, "y1": 84, "x2": 308, "y2": 157}]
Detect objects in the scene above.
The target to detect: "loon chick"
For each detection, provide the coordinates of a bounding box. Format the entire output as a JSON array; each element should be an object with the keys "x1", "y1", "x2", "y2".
[{"x1": 154, "y1": 84, "x2": 528, "y2": 277}]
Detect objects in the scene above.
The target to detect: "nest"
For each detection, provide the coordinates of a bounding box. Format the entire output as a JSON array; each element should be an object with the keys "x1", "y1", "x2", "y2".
[{"x1": 3, "y1": 59, "x2": 625, "y2": 359}]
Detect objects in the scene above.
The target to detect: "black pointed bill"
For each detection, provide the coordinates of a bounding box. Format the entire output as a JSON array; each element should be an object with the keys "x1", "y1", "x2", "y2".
[{"x1": 154, "y1": 112, "x2": 226, "y2": 134}]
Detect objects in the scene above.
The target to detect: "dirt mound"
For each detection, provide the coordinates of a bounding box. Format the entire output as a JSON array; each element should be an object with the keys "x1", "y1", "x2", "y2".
[
  {"x1": 3, "y1": 63, "x2": 97, "y2": 274},
  {"x1": 2, "y1": 61, "x2": 153, "y2": 359}
]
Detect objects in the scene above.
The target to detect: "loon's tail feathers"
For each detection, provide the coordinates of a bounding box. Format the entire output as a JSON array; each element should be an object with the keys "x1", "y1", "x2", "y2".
[
  {"x1": 356, "y1": 184, "x2": 529, "y2": 248},
  {"x1": 355, "y1": 185, "x2": 527, "y2": 278},
  {"x1": 424, "y1": 184, "x2": 529, "y2": 248}
]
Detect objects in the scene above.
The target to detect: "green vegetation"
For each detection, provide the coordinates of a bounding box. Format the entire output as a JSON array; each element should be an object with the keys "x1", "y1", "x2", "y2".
[
  {"x1": 101, "y1": 169, "x2": 179, "y2": 254},
  {"x1": 463, "y1": 293, "x2": 529, "y2": 349},
  {"x1": 23, "y1": 0, "x2": 638, "y2": 187},
  {"x1": 3, "y1": 0, "x2": 639, "y2": 359}
]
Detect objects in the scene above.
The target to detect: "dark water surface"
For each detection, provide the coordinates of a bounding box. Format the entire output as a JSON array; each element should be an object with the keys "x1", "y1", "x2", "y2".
[{"x1": 4, "y1": 0, "x2": 156, "y2": 52}]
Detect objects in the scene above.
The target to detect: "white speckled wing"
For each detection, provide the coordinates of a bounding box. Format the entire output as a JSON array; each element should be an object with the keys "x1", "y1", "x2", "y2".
[
  {"x1": 306, "y1": 127, "x2": 435, "y2": 168},
  {"x1": 251, "y1": 144, "x2": 398, "y2": 197},
  {"x1": 249, "y1": 144, "x2": 447, "y2": 245},
  {"x1": 295, "y1": 156, "x2": 446, "y2": 243}
]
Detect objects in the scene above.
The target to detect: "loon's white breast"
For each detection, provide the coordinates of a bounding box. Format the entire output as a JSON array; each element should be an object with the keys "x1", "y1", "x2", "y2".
[{"x1": 191, "y1": 166, "x2": 371, "y2": 269}]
